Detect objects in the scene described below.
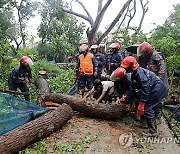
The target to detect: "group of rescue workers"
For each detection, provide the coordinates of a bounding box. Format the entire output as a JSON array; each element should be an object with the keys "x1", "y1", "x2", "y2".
[
  {"x1": 7, "y1": 41, "x2": 168, "y2": 137},
  {"x1": 75, "y1": 42, "x2": 168, "y2": 137}
]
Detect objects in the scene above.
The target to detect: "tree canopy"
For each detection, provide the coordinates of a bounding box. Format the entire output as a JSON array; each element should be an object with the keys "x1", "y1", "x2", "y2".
[{"x1": 37, "y1": 0, "x2": 85, "y2": 62}]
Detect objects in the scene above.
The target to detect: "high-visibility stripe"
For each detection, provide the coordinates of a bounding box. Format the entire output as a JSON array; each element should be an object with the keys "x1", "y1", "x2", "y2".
[
  {"x1": 148, "y1": 64, "x2": 157, "y2": 67},
  {"x1": 79, "y1": 53, "x2": 94, "y2": 75}
]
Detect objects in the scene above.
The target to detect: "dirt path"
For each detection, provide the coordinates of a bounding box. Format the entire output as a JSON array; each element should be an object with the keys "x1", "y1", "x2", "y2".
[{"x1": 44, "y1": 112, "x2": 180, "y2": 154}]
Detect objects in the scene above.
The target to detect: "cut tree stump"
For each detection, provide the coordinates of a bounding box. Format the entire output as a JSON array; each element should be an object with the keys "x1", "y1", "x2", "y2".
[
  {"x1": 35, "y1": 76, "x2": 50, "y2": 94},
  {"x1": 0, "y1": 103, "x2": 73, "y2": 154},
  {"x1": 38, "y1": 93, "x2": 128, "y2": 120}
]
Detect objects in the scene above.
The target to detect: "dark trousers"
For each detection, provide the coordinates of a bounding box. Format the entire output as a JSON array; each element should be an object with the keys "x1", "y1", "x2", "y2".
[
  {"x1": 8, "y1": 80, "x2": 30, "y2": 101},
  {"x1": 79, "y1": 74, "x2": 94, "y2": 90},
  {"x1": 144, "y1": 101, "x2": 161, "y2": 119}
]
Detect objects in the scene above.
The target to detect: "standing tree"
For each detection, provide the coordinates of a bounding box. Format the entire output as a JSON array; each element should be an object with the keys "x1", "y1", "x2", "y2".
[
  {"x1": 62, "y1": 0, "x2": 149, "y2": 45},
  {"x1": 10, "y1": 0, "x2": 38, "y2": 48}
]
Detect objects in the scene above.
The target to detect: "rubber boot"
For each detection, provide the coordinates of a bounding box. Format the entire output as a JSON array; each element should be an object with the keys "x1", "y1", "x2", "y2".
[
  {"x1": 155, "y1": 104, "x2": 163, "y2": 125},
  {"x1": 142, "y1": 118, "x2": 158, "y2": 137},
  {"x1": 135, "y1": 116, "x2": 148, "y2": 129}
]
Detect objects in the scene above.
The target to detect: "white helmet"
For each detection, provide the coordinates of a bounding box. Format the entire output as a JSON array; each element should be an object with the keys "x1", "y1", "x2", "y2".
[
  {"x1": 109, "y1": 43, "x2": 120, "y2": 49},
  {"x1": 79, "y1": 44, "x2": 89, "y2": 52},
  {"x1": 90, "y1": 44, "x2": 99, "y2": 50}
]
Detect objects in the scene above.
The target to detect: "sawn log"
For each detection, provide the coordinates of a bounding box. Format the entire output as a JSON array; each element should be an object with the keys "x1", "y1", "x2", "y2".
[
  {"x1": 35, "y1": 76, "x2": 50, "y2": 94},
  {"x1": 0, "y1": 103, "x2": 73, "y2": 154},
  {"x1": 38, "y1": 93, "x2": 128, "y2": 120}
]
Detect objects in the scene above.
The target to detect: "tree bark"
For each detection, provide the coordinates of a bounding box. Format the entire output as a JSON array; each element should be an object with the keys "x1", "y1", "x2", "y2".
[
  {"x1": 97, "y1": 0, "x2": 133, "y2": 44},
  {"x1": 35, "y1": 76, "x2": 50, "y2": 94},
  {"x1": 164, "y1": 98, "x2": 180, "y2": 105},
  {"x1": 137, "y1": 0, "x2": 149, "y2": 32},
  {"x1": 0, "y1": 104, "x2": 73, "y2": 154},
  {"x1": 38, "y1": 93, "x2": 128, "y2": 120},
  {"x1": 63, "y1": 0, "x2": 136, "y2": 45}
]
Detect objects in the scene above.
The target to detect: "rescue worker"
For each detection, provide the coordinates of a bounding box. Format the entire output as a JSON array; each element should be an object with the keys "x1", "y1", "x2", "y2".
[
  {"x1": 137, "y1": 42, "x2": 168, "y2": 90},
  {"x1": 8, "y1": 56, "x2": 33, "y2": 101},
  {"x1": 105, "y1": 50, "x2": 112, "y2": 75},
  {"x1": 106, "y1": 43, "x2": 123, "y2": 75},
  {"x1": 137, "y1": 42, "x2": 168, "y2": 124},
  {"x1": 82, "y1": 79, "x2": 114, "y2": 104},
  {"x1": 121, "y1": 56, "x2": 167, "y2": 136},
  {"x1": 110, "y1": 67, "x2": 131, "y2": 105},
  {"x1": 74, "y1": 46, "x2": 83, "y2": 92},
  {"x1": 76, "y1": 44, "x2": 98, "y2": 97},
  {"x1": 90, "y1": 44, "x2": 105, "y2": 79}
]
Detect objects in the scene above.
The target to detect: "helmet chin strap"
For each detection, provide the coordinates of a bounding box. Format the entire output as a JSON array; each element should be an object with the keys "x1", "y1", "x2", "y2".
[{"x1": 126, "y1": 62, "x2": 133, "y2": 73}]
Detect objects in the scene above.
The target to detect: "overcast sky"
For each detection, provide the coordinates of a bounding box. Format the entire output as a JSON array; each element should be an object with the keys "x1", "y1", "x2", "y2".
[{"x1": 27, "y1": 0, "x2": 179, "y2": 39}]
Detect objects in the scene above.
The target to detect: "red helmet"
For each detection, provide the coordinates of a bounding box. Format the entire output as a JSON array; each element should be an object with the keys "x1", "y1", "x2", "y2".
[
  {"x1": 137, "y1": 42, "x2": 153, "y2": 56},
  {"x1": 109, "y1": 43, "x2": 120, "y2": 49},
  {"x1": 20, "y1": 56, "x2": 33, "y2": 66},
  {"x1": 121, "y1": 56, "x2": 139, "y2": 70},
  {"x1": 110, "y1": 67, "x2": 126, "y2": 81}
]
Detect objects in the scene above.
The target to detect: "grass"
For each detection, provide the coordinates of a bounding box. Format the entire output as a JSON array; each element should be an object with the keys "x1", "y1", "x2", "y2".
[
  {"x1": 19, "y1": 133, "x2": 98, "y2": 154},
  {"x1": 53, "y1": 133, "x2": 98, "y2": 154},
  {"x1": 19, "y1": 141, "x2": 48, "y2": 154}
]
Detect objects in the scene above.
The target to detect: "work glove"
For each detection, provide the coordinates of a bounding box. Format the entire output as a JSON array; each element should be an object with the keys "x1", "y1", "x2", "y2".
[
  {"x1": 137, "y1": 102, "x2": 145, "y2": 117},
  {"x1": 120, "y1": 97, "x2": 126, "y2": 103}
]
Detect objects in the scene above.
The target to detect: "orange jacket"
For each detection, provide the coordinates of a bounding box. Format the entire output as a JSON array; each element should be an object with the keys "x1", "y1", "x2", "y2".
[{"x1": 79, "y1": 53, "x2": 94, "y2": 75}]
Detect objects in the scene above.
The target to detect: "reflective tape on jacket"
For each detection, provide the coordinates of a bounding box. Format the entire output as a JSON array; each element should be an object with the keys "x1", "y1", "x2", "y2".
[
  {"x1": 148, "y1": 64, "x2": 158, "y2": 67},
  {"x1": 79, "y1": 53, "x2": 94, "y2": 75}
]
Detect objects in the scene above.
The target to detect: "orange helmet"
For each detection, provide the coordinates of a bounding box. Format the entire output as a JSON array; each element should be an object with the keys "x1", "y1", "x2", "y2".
[
  {"x1": 109, "y1": 43, "x2": 120, "y2": 50},
  {"x1": 137, "y1": 42, "x2": 153, "y2": 56},
  {"x1": 121, "y1": 56, "x2": 139, "y2": 70},
  {"x1": 20, "y1": 56, "x2": 33, "y2": 67},
  {"x1": 110, "y1": 67, "x2": 126, "y2": 81}
]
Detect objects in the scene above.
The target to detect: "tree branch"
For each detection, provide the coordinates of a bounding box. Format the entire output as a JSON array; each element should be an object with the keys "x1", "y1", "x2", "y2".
[
  {"x1": 97, "y1": 0, "x2": 103, "y2": 15},
  {"x1": 97, "y1": 0, "x2": 133, "y2": 44},
  {"x1": 75, "y1": 0, "x2": 93, "y2": 25},
  {"x1": 137, "y1": 0, "x2": 149, "y2": 31},
  {"x1": 118, "y1": 5, "x2": 130, "y2": 29},
  {"x1": 127, "y1": 0, "x2": 136, "y2": 29},
  {"x1": 63, "y1": 8, "x2": 94, "y2": 27},
  {"x1": 91, "y1": 0, "x2": 112, "y2": 36}
]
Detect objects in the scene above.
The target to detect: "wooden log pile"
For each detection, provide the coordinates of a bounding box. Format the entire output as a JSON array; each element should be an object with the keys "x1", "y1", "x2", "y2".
[
  {"x1": 0, "y1": 104, "x2": 73, "y2": 154},
  {"x1": 0, "y1": 76, "x2": 128, "y2": 153}
]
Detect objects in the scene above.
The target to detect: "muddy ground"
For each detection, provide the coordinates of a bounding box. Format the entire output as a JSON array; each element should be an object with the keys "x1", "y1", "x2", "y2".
[{"x1": 42, "y1": 110, "x2": 180, "y2": 154}]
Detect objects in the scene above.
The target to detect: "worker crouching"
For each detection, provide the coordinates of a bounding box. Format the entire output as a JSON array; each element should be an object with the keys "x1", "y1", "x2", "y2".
[
  {"x1": 8, "y1": 56, "x2": 33, "y2": 101},
  {"x1": 121, "y1": 56, "x2": 167, "y2": 136}
]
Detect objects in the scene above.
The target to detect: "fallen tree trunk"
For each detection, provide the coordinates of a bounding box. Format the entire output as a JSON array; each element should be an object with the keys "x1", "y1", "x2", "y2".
[
  {"x1": 0, "y1": 103, "x2": 73, "y2": 154},
  {"x1": 164, "y1": 95, "x2": 180, "y2": 105},
  {"x1": 164, "y1": 99, "x2": 180, "y2": 105},
  {"x1": 38, "y1": 93, "x2": 127, "y2": 120},
  {"x1": 35, "y1": 76, "x2": 50, "y2": 94}
]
